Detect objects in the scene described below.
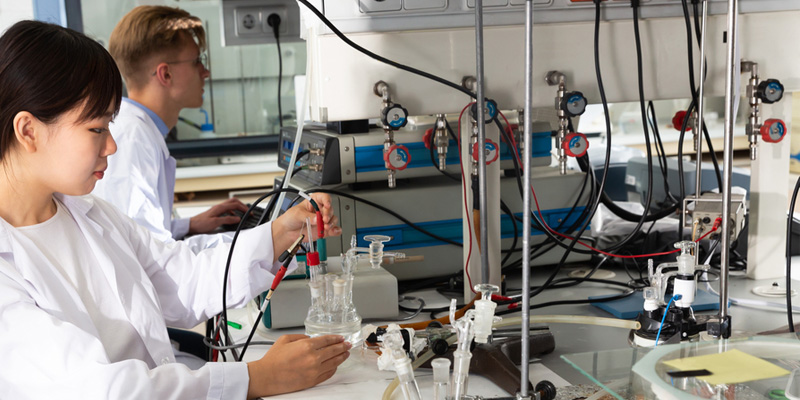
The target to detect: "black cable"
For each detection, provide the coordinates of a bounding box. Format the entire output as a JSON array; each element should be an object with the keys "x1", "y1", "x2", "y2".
[
  {"x1": 496, "y1": 117, "x2": 595, "y2": 256},
  {"x1": 787, "y1": 176, "x2": 800, "y2": 332},
  {"x1": 601, "y1": 0, "x2": 655, "y2": 253},
  {"x1": 500, "y1": 200, "x2": 518, "y2": 266},
  {"x1": 267, "y1": 14, "x2": 283, "y2": 128},
  {"x1": 681, "y1": 0, "x2": 699, "y2": 108},
  {"x1": 677, "y1": 98, "x2": 695, "y2": 202},
  {"x1": 495, "y1": 118, "x2": 572, "y2": 240},
  {"x1": 218, "y1": 186, "x2": 300, "y2": 357},
  {"x1": 681, "y1": 0, "x2": 723, "y2": 191},
  {"x1": 306, "y1": 188, "x2": 462, "y2": 246},
  {"x1": 521, "y1": 0, "x2": 614, "y2": 300},
  {"x1": 496, "y1": 287, "x2": 635, "y2": 316},
  {"x1": 647, "y1": 101, "x2": 678, "y2": 205},
  {"x1": 296, "y1": 0, "x2": 476, "y2": 99}
]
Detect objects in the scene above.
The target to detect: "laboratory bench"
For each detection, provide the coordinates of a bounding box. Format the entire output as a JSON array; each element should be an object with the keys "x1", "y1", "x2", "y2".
[
  {"x1": 214, "y1": 257, "x2": 800, "y2": 400},
  {"x1": 174, "y1": 156, "x2": 283, "y2": 201}
]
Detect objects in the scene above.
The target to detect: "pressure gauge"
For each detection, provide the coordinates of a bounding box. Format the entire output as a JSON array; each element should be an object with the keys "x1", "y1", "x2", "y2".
[
  {"x1": 470, "y1": 99, "x2": 499, "y2": 123},
  {"x1": 563, "y1": 132, "x2": 589, "y2": 158},
  {"x1": 560, "y1": 91, "x2": 587, "y2": 117},
  {"x1": 756, "y1": 79, "x2": 784, "y2": 104},
  {"x1": 760, "y1": 119, "x2": 786, "y2": 143},
  {"x1": 384, "y1": 144, "x2": 411, "y2": 170},
  {"x1": 381, "y1": 104, "x2": 409, "y2": 130},
  {"x1": 471, "y1": 139, "x2": 499, "y2": 165}
]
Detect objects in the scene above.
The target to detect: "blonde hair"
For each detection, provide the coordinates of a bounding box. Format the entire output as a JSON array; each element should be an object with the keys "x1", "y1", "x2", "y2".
[{"x1": 109, "y1": 6, "x2": 206, "y2": 89}]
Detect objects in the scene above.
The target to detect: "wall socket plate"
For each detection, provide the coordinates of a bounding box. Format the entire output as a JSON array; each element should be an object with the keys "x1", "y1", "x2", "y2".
[{"x1": 221, "y1": 0, "x2": 302, "y2": 46}]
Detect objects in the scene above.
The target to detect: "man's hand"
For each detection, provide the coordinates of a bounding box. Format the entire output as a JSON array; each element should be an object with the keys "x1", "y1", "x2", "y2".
[
  {"x1": 187, "y1": 198, "x2": 250, "y2": 235},
  {"x1": 246, "y1": 334, "x2": 351, "y2": 398}
]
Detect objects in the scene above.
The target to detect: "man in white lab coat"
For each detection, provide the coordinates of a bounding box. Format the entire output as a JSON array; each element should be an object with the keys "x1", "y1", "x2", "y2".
[{"x1": 93, "y1": 5, "x2": 249, "y2": 244}]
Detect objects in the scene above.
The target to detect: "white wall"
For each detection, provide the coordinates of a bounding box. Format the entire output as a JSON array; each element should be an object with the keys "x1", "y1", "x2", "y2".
[{"x1": 0, "y1": 0, "x2": 34, "y2": 34}]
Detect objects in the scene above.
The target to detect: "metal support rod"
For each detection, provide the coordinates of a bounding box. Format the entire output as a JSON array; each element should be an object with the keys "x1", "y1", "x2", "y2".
[
  {"x1": 695, "y1": 0, "x2": 708, "y2": 199},
  {"x1": 474, "y1": 0, "x2": 490, "y2": 284},
  {"x1": 520, "y1": 0, "x2": 534, "y2": 396},
  {"x1": 719, "y1": 0, "x2": 739, "y2": 326}
]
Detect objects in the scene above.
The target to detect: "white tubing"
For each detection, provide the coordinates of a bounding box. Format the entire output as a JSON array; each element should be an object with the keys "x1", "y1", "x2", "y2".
[
  {"x1": 270, "y1": 26, "x2": 314, "y2": 221},
  {"x1": 496, "y1": 315, "x2": 641, "y2": 330}
]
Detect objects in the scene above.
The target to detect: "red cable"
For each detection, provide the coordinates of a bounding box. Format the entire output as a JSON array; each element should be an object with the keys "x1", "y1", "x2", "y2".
[
  {"x1": 495, "y1": 109, "x2": 723, "y2": 259},
  {"x1": 456, "y1": 106, "x2": 716, "y2": 293}
]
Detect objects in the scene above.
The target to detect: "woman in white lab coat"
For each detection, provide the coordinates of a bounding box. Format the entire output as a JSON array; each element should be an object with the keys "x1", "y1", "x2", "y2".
[{"x1": 0, "y1": 21, "x2": 348, "y2": 399}]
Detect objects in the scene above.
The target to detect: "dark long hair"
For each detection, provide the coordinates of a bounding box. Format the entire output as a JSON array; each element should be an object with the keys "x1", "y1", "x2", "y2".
[{"x1": 0, "y1": 20, "x2": 123, "y2": 161}]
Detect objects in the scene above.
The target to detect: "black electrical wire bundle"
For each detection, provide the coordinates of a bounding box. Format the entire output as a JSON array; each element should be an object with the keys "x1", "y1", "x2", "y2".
[
  {"x1": 647, "y1": 101, "x2": 679, "y2": 207},
  {"x1": 493, "y1": 118, "x2": 595, "y2": 254},
  {"x1": 512, "y1": 0, "x2": 615, "y2": 302},
  {"x1": 214, "y1": 186, "x2": 301, "y2": 360},
  {"x1": 283, "y1": 0, "x2": 720, "y2": 311},
  {"x1": 598, "y1": 0, "x2": 656, "y2": 251},
  {"x1": 786, "y1": 176, "x2": 800, "y2": 332},
  {"x1": 295, "y1": 0, "x2": 611, "y2": 302}
]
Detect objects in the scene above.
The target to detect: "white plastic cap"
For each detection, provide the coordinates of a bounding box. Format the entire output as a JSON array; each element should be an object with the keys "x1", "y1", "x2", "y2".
[
  {"x1": 431, "y1": 358, "x2": 451, "y2": 384},
  {"x1": 333, "y1": 278, "x2": 346, "y2": 296}
]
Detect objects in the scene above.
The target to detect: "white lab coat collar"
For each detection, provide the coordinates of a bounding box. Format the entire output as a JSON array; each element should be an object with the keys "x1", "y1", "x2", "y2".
[{"x1": 118, "y1": 101, "x2": 170, "y2": 159}]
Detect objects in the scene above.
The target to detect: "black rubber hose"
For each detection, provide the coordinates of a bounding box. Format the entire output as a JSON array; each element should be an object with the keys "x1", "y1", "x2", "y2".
[{"x1": 786, "y1": 176, "x2": 800, "y2": 332}]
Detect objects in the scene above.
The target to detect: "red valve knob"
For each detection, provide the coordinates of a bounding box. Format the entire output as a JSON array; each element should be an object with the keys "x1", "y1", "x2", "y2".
[
  {"x1": 423, "y1": 128, "x2": 434, "y2": 150},
  {"x1": 384, "y1": 144, "x2": 411, "y2": 171},
  {"x1": 563, "y1": 132, "x2": 589, "y2": 158},
  {"x1": 760, "y1": 119, "x2": 787, "y2": 143},
  {"x1": 471, "y1": 139, "x2": 499, "y2": 165},
  {"x1": 672, "y1": 110, "x2": 692, "y2": 132}
]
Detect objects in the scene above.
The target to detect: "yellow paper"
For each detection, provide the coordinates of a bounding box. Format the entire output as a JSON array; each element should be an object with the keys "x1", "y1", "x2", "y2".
[{"x1": 662, "y1": 349, "x2": 789, "y2": 385}]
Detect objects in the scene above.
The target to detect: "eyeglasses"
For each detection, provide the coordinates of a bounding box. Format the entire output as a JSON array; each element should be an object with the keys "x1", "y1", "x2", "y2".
[{"x1": 151, "y1": 53, "x2": 208, "y2": 75}]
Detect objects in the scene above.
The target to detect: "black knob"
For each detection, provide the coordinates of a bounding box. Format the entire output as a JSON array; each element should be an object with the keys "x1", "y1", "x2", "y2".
[
  {"x1": 470, "y1": 99, "x2": 498, "y2": 123},
  {"x1": 756, "y1": 79, "x2": 784, "y2": 104},
  {"x1": 535, "y1": 380, "x2": 557, "y2": 400},
  {"x1": 429, "y1": 338, "x2": 449, "y2": 355},
  {"x1": 560, "y1": 91, "x2": 587, "y2": 117},
  {"x1": 381, "y1": 104, "x2": 408, "y2": 130}
]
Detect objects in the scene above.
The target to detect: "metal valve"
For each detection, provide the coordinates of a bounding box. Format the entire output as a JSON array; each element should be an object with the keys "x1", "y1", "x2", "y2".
[
  {"x1": 381, "y1": 104, "x2": 409, "y2": 130},
  {"x1": 559, "y1": 91, "x2": 587, "y2": 117},
  {"x1": 470, "y1": 99, "x2": 498, "y2": 123},
  {"x1": 471, "y1": 139, "x2": 499, "y2": 165},
  {"x1": 384, "y1": 144, "x2": 411, "y2": 171},
  {"x1": 755, "y1": 79, "x2": 784, "y2": 104},
  {"x1": 562, "y1": 132, "x2": 589, "y2": 158},
  {"x1": 760, "y1": 118, "x2": 787, "y2": 143}
]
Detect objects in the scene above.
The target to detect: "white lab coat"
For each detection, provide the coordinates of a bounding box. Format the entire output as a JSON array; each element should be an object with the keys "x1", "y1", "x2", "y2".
[
  {"x1": 0, "y1": 194, "x2": 289, "y2": 399},
  {"x1": 94, "y1": 100, "x2": 197, "y2": 243}
]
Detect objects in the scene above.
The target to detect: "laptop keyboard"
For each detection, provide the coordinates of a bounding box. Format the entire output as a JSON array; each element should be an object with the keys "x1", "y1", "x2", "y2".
[{"x1": 222, "y1": 205, "x2": 267, "y2": 231}]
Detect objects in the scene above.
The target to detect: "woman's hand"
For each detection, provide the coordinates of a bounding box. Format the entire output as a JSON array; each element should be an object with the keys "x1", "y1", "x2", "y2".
[
  {"x1": 271, "y1": 193, "x2": 341, "y2": 262},
  {"x1": 246, "y1": 334, "x2": 351, "y2": 398}
]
